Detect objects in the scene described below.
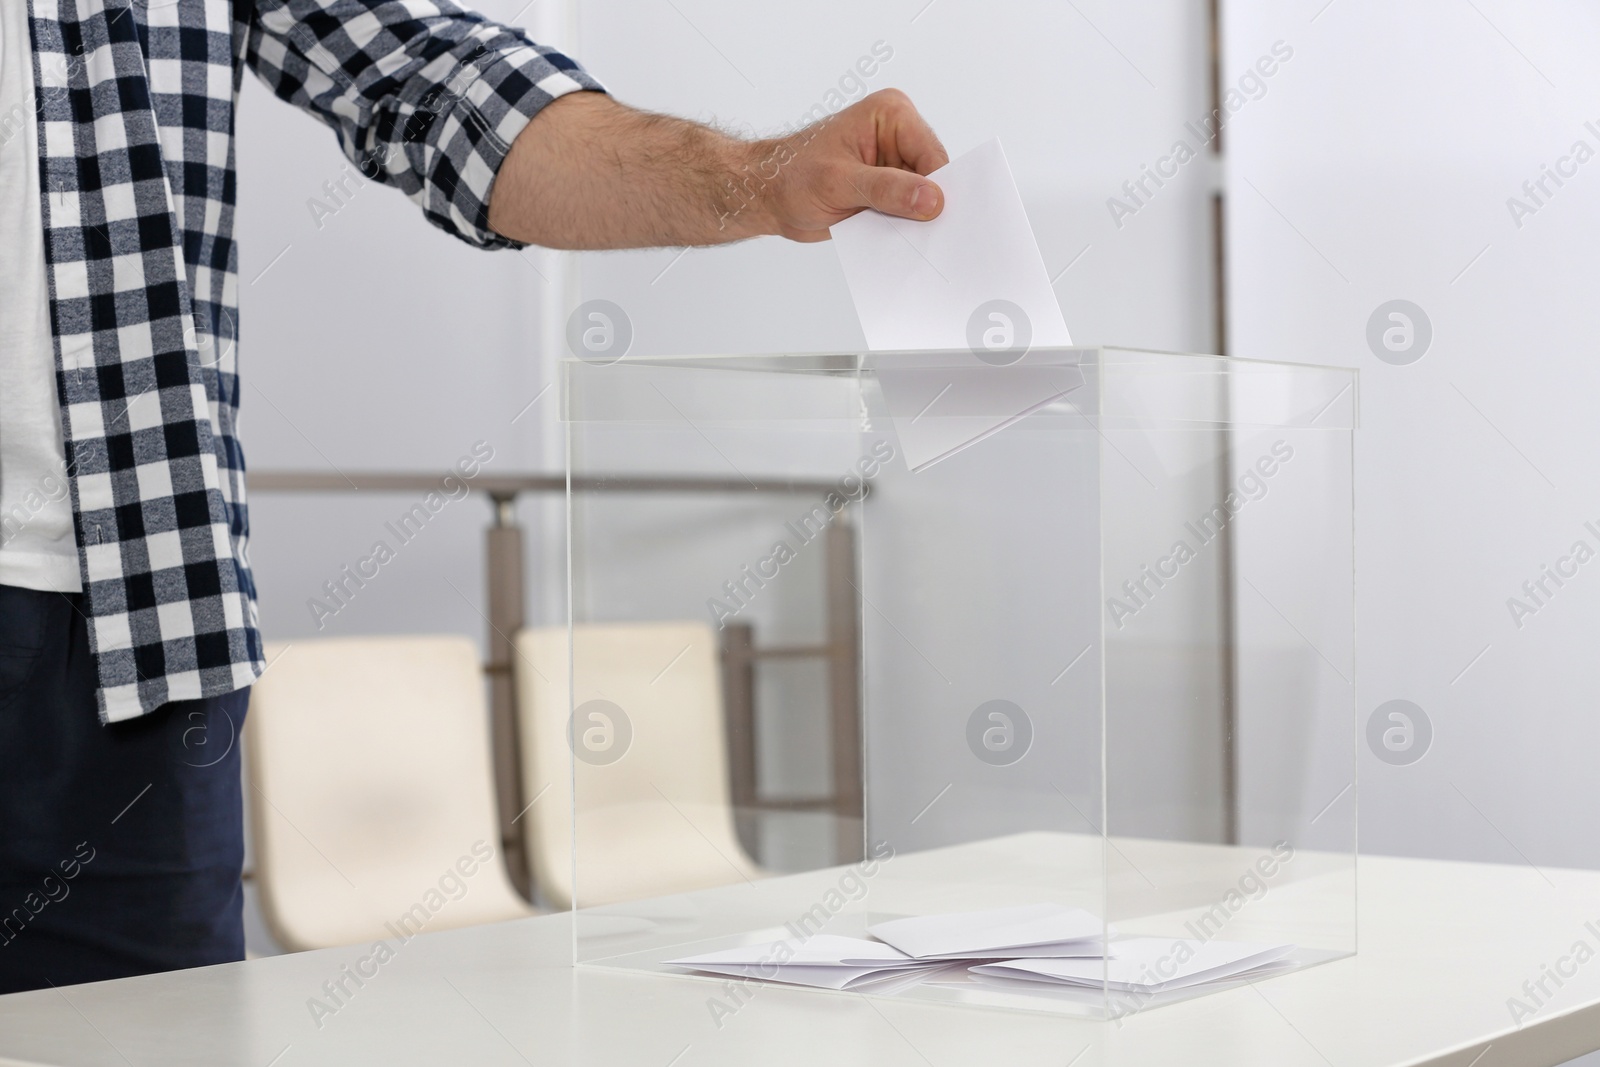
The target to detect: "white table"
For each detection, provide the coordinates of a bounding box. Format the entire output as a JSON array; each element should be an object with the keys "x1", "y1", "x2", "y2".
[{"x1": 1, "y1": 845, "x2": 1598, "y2": 1067}]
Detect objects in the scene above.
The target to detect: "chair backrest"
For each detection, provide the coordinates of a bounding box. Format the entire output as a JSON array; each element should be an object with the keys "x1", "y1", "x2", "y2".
[
  {"x1": 246, "y1": 636, "x2": 533, "y2": 951},
  {"x1": 516, "y1": 621, "x2": 761, "y2": 909}
]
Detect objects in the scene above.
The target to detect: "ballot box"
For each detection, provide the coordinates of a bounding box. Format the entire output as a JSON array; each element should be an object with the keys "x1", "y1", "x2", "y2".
[{"x1": 538, "y1": 346, "x2": 1357, "y2": 1018}]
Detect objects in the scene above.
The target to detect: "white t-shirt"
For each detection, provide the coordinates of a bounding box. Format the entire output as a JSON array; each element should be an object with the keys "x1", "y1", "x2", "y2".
[{"x1": 0, "y1": 1, "x2": 80, "y2": 593}]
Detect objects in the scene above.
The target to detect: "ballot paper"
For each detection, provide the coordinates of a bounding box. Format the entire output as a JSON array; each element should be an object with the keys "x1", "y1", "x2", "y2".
[
  {"x1": 667, "y1": 934, "x2": 917, "y2": 970},
  {"x1": 830, "y1": 138, "x2": 1082, "y2": 472},
  {"x1": 847, "y1": 962, "x2": 970, "y2": 996},
  {"x1": 677, "y1": 960, "x2": 963, "y2": 994},
  {"x1": 681, "y1": 962, "x2": 918, "y2": 992},
  {"x1": 663, "y1": 913, "x2": 1299, "y2": 1000},
  {"x1": 666, "y1": 934, "x2": 927, "y2": 990},
  {"x1": 831, "y1": 138, "x2": 1071, "y2": 353},
  {"x1": 863, "y1": 354, "x2": 1085, "y2": 473},
  {"x1": 867, "y1": 903, "x2": 1104, "y2": 960},
  {"x1": 971, "y1": 937, "x2": 1296, "y2": 993}
]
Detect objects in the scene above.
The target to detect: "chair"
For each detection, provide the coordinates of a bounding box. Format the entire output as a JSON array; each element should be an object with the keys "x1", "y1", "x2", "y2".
[
  {"x1": 515, "y1": 621, "x2": 763, "y2": 909},
  {"x1": 245, "y1": 636, "x2": 535, "y2": 951}
]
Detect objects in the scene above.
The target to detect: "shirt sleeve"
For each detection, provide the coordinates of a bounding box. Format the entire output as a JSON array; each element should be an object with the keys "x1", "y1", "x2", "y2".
[{"x1": 246, "y1": 0, "x2": 605, "y2": 249}]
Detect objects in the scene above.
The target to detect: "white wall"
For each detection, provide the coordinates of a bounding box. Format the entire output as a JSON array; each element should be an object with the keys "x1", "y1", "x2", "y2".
[
  {"x1": 574, "y1": 0, "x2": 1216, "y2": 356},
  {"x1": 1223, "y1": 7, "x2": 1600, "y2": 1055},
  {"x1": 1223, "y1": 0, "x2": 1600, "y2": 869}
]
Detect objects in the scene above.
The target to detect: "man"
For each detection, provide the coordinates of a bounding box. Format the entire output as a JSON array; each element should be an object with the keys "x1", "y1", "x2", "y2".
[{"x1": 0, "y1": 0, "x2": 946, "y2": 993}]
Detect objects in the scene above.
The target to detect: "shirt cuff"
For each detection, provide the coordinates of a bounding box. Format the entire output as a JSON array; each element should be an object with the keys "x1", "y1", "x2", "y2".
[{"x1": 429, "y1": 43, "x2": 605, "y2": 250}]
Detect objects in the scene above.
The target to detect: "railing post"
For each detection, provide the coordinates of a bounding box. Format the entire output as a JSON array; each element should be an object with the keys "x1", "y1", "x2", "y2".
[
  {"x1": 486, "y1": 493, "x2": 533, "y2": 900},
  {"x1": 826, "y1": 520, "x2": 865, "y2": 863},
  {"x1": 720, "y1": 622, "x2": 759, "y2": 858}
]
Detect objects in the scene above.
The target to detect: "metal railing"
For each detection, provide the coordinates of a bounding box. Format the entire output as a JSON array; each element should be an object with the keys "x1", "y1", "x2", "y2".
[{"x1": 248, "y1": 470, "x2": 865, "y2": 897}]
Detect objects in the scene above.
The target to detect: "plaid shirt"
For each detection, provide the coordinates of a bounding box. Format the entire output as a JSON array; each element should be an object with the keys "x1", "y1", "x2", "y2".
[{"x1": 27, "y1": 0, "x2": 601, "y2": 722}]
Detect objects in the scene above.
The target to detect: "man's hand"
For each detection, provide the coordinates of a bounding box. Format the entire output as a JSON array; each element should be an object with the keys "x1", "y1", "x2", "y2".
[
  {"x1": 487, "y1": 89, "x2": 947, "y2": 250},
  {"x1": 731, "y1": 89, "x2": 948, "y2": 242}
]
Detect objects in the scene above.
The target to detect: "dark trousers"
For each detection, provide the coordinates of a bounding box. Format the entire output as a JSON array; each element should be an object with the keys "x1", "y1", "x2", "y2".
[{"x1": 0, "y1": 584, "x2": 248, "y2": 994}]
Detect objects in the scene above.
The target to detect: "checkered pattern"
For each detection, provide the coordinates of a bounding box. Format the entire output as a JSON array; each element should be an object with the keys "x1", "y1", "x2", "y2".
[{"x1": 27, "y1": 0, "x2": 601, "y2": 722}]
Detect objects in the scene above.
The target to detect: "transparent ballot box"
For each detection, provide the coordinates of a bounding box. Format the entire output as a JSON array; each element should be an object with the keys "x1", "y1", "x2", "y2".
[{"x1": 547, "y1": 347, "x2": 1356, "y2": 1019}]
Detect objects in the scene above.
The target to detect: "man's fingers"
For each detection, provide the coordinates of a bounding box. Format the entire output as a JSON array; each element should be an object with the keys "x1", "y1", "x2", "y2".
[
  {"x1": 889, "y1": 107, "x2": 949, "y2": 176},
  {"x1": 847, "y1": 164, "x2": 944, "y2": 222},
  {"x1": 862, "y1": 88, "x2": 948, "y2": 176}
]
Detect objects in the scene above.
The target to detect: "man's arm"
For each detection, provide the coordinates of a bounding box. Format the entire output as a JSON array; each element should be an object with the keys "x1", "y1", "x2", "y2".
[{"x1": 486, "y1": 89, "x2": 948, "y2": 250}]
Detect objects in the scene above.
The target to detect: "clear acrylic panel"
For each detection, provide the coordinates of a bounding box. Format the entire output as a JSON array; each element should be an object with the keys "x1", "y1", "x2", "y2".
[{"x1": 557, "y1": 347, "x2": 1356, "y2": 1019}]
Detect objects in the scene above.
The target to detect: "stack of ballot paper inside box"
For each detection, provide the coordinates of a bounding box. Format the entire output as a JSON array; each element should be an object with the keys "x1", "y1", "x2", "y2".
[{"x1": 667, "y1": 904, "x2": 1296, "y2": 1000}]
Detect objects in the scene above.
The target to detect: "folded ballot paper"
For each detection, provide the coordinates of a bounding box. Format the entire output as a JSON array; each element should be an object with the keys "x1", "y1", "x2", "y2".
[
  {"x1": 867, "y1": 902, "x2": 1105, "y2": 960},
  {"x1": 831, "y1": 138, "x2": 1083, "y2": 473},
  {"x1": 666, "y1": 906, "x2": 1295, "y2": 999},
  {"x1": 665, "y1": 934, "x2": 925, "y2": 991},
  {"x1": 972, "y1": 938, "x2": 1297, "y2": 994}
]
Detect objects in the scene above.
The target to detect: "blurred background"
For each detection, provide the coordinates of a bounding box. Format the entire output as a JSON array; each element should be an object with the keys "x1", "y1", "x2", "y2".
[{"x1": 232, "y1": 1, "x2": 1600, "y2": 1048}]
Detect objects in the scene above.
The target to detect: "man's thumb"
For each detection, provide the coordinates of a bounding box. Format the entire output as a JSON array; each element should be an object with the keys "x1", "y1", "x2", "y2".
[{"x1": 849, "y1": 165, "x2": 943, "y2": 222}]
